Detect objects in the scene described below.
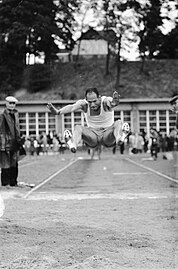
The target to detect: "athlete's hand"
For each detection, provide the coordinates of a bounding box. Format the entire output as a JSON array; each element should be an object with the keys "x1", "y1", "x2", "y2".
[
  {"x1": 111, "y1": 91, "x2": 120, "y2": 107},
  {"x1": 47, "y1": 103, "x2": 59, "y2": 115}
]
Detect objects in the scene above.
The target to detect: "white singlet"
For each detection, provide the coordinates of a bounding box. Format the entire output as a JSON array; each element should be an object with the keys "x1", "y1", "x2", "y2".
[{"x1": 84, "y1": 96, "x2": 114, "y2": 129}]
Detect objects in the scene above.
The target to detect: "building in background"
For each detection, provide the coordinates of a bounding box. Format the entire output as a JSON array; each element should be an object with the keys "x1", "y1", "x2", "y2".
[
  {"x1": 72, "y1": 28, "x2": 116, "y2": 61},
  {"x1": 0, "y1": 98, "x2": 176, "y2": 139}
]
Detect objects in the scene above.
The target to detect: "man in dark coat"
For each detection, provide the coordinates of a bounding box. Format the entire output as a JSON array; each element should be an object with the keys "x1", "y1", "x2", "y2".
[
  {"x1": 169, "y1": 95, "x2": 178, "y2": 129},
  {"x1": 169, "y1": 95, "x2": 178, "y2": 179},
  {"x1": 0, "y1": 96, "x2": 21, "y2": 186}
]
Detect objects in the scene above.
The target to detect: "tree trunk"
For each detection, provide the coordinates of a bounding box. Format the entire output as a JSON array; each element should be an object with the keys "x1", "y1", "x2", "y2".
[
  {"x1": 105, "y1": 42, "x2": 110, "y2": 75},
  {"x1": 115, "y1": 35, "x2": 122, "y2": 91},
  {"x1": 76, "y1": 40, "x2": 81, "y2": 62},
  {"x1": 75, "y1": 5, "x2": 91, "y2": 62},
  {"x1": 140, "y1": 53, "x2": 146, "y2": 73}
]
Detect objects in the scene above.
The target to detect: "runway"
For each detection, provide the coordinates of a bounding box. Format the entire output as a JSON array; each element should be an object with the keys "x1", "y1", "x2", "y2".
[
  {"x1": 1, "y1": 150, "x2": 177, "y2": 201},
  {"x1": 0, "y1": 150, "x2": 178, "y2": 269}
]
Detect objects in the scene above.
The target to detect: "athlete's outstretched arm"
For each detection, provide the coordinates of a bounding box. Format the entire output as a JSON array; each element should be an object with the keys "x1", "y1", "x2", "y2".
[
  {"x1": 47, "y1": 99, "x2": 87, "y2": 115},
  {"x1": 103, "y1": 91, "x2": 120, "y2": 111}
]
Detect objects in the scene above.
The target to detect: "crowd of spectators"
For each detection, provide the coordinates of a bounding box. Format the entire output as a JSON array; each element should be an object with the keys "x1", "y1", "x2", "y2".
[
  {"x1": 22, "y1": 131, "x2": 66, "y2": 156},
  {"x1": 20, "y1": 128, "x2": 178, "y2": 158},
  {"x1": 127, "y1": 128, "x2": 178, "y2": 155}
]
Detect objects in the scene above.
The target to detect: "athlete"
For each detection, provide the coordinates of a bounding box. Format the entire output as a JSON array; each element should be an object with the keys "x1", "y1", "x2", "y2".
[{"x1": 47, "y1": 88, "x2": 130, "y2": 153}]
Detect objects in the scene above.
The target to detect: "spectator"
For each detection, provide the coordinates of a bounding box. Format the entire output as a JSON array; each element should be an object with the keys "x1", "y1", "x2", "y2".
[
  {"x1": 29, "y1": 137, "x2": 36, "y2": 156},
  {"x1": 120, "y1": 142, "x2": 125, "y2": 155},
  {"x1": 142, "y1": 130, "x2": 149, "y2": 153},
  {"x1": 0, "y1": 96, "x2": 21, "y2": 186},
  {"x1": 168, "y1": 134, "x2": 175, "y2": 151},
  {"x1": 128, "y1": 132, "x2": 135, "y2": 154},
  {"x1": 37, "y1": 134, "x2": 43, "y2": 155},
  {"x1": 47, "y1": 131, "x2": 53, "y2": 150},
  {"x1": 58, "y1": 137, "x2": 66, "y2": 154},
  {"x1": 41, "y1": 132, "x2": 48, "y2": 154},
  {"x1": 149, "y1": 128, "x2": 159, "y2": 157},
  {"x1": 159, "y1": 133, "x2": 167, "y2": 152},
  {"x1": 136, "y1": 132, "x2": 144, "y2": 153},
  {"x1": 24, "y1": 137, "x2": 31, "y2": 155},
  {"x1": 169, "y1": 95, "x2": 178, "y2": 129},
  {"x1": 52, "y1": 136, "x2": 59, "y2": 155}
]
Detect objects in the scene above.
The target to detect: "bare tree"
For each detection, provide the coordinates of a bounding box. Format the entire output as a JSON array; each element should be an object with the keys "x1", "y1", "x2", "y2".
[
  {"x1": 99, "y1": 0, "x2": 141, "y2": 91},
  {"x1": 73, "y1": 0, "x2": 98, "y2": 61}
]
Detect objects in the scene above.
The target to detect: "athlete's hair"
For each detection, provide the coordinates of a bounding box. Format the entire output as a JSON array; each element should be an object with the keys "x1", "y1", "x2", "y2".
[{"x1": 85, "y1": 87, "x2": 99, "y2": 98}]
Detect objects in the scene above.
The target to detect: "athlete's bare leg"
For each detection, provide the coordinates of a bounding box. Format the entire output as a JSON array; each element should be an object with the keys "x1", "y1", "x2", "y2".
[
  {"x1": 64, "y1": 121, "x2": 130, "y2": 153},
  {"x1": 102, "y1": 120, "x2": 130, "y2": 147},
  {"x1": 113, "y1": 120, "x2": 123, "y2": 143},
  {"x1": 90, "y1": 145, "x2": 102, "y2": 160},
  {"x1": 64, "y1": 125, "x2": 98, "y2": 153}
]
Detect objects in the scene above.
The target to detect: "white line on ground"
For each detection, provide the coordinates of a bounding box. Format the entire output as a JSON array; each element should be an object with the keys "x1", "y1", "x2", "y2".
[
  {"x1": 19, "y1": 161, "x2": 37, "y2": 168},
  {"x1": 24, "y1": 158, "x2": 78, "y2": 199},
  {"x1": 21, "y1": 192, "x2": 178, "y2": 201},
  {"x1": 113, "y1": 172, "x2": 150, "y2": 175},
  {"x1": 125, "y1": 157, "x2": 178, "y2": 184}
]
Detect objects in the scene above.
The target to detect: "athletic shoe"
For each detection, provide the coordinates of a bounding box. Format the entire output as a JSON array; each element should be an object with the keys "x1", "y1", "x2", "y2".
[
  {"x1": 63, "y1": 129, "x2": 76, "y2": 153},
  {"x1": 122, "y1": 122, "x2": 130, "y2": 133},
  {"x1": 64, "y1": 129, "x2": 72, "y2": 142},
  {"x1": 119, "y1": 122, "x2": 130, "y2": 143}
]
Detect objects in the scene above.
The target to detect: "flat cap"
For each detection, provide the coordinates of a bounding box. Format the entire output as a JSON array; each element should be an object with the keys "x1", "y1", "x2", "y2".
[
  {"x1": 5, "y1": 96, "x2": 18, "y2": 103},
  {"x1": 169, "y1": 95, "x2": 178, "y2": 105}
]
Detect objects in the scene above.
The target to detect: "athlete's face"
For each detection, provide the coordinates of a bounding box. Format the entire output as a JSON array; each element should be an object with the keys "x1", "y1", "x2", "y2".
[{"x1": 86, "y1": 92, "x2": 101, "y2": 111}]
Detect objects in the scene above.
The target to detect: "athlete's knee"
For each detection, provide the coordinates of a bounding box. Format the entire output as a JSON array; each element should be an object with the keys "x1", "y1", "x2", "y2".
[
  {"x1": 102, "y1": 132, "x2": 115, "y2": 147},
  {"x1": 82, "y1": 131, "x2": 98, "y2": 147},
  {"x1": 84, "y1": 138, "x2": 98, "y2": 148}
]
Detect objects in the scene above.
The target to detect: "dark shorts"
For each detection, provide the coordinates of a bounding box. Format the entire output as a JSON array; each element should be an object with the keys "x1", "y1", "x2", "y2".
[{"x1": 81, "y1": 125, "x2": 116, "y2": 148}]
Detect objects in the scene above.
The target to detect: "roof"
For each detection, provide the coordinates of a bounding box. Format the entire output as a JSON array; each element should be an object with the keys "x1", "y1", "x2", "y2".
[{"x1": 79, "y1": 27, "x2": 116, "y2": 42}]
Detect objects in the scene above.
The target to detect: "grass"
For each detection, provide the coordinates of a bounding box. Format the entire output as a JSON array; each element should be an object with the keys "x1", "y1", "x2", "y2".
[{"x1": 15, "y1": 58, "x2": 178, "y2": 101}]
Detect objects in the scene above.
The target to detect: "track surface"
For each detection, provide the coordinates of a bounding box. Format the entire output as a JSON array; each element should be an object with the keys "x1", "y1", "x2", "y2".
[{"x1": 0, "y1": 150, "x2": 178, "y2": 269}]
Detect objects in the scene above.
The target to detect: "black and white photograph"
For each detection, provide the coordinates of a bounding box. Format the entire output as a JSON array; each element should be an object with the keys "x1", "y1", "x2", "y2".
[{"x1": 0, "y1": 1, "x2": 178, "y2": 268}]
